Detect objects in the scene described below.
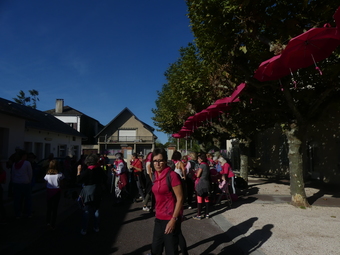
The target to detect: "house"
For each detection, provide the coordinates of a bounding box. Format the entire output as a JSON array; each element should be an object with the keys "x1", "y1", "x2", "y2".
[
  {"x1": 45, "y1": 99, "x2": 104, "y2": 155},
  {"x1": 95, "y1": 107, "x2": 157, "y2": 159},
  {"x1": 0, "y1": 97, "x2": 84, "y2": 193}
]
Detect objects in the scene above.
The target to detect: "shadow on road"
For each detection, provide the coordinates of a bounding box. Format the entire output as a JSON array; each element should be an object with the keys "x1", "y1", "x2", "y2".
[{"x1": 186, "y1": 217, "x2": 273, "y2": 255}]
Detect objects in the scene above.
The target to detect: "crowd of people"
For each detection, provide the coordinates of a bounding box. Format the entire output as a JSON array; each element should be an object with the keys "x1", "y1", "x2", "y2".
[
  {"x1": 0, "y1": 148, "x2": 86, "y2": 227},
  {"x1": 1, "y1": 147, "x2": 237, "y2": 255},
  {"x1": 103, "y1": 149, "x2": 237, "y2": 254}
]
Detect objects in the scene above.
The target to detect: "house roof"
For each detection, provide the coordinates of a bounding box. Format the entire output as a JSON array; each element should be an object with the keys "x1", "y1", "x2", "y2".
[
  {"x1": 95, "y1": 107, "x2": 156, "y2": 138},
  {"x1": 0, "y1": 97, "x2": 85, "y2": 137},
  {"x1": 45, "y1": 105, "x2": 103, "y2": 125},
  {"x1": 45, "y1": 105, "x2": 83, "y2": 116}
]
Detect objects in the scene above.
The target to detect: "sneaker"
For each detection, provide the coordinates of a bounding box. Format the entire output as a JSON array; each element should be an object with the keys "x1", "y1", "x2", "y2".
[
  {"x1": 143, "y1": 206, "x2": 150, "y2": 212},
  {"x1": 93, "y1": 227, "x2": 99, "y2": 233},
  {"x1": 192, "y1": 215, "x2": 202, "y2": 220},
  {"x1": 188, "y1": 206, "x2": 192, "y2": 209},
  {"x1": 205, "y1": 214, "x2": 210, "y2": 219},
  {"x1": 80, "y1": 229, "x2": 87, "y2": 235}
]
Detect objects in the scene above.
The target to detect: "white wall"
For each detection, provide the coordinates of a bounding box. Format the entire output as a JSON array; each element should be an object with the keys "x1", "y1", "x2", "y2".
[
  {"x1": 24, "y1": 128, "x2": 82, "y2": 161},
  {"x1": 54, "y1": 116, "x2": 81, "y2": 131}
]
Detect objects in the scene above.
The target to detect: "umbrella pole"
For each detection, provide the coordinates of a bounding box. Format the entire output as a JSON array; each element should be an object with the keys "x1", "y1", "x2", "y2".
[{"x1": 311, "y1": 54, "x2": 323, "y2": 75}]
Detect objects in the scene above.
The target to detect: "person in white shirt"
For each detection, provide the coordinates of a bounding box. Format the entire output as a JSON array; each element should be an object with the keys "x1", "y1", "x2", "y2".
[{"x1": 44, "y1": 159, "x2": 64, "y2": 230}]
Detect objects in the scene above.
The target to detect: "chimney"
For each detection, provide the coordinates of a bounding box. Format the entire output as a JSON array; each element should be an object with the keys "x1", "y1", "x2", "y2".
[{"x1": 55, "y1": 99, "x2": 64, "y2": 113}]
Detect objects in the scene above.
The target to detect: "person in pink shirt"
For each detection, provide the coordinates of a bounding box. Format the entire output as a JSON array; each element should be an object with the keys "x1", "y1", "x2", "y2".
[
  {"x1": 130, "y1": 153, "x2": 145, "y2": 201},
  {"x1": 218, "y1": 158, "x2": 236, "y2": 195},
  {"x1": 150, "y1": 148, "x2": 187, "y2": 255}
]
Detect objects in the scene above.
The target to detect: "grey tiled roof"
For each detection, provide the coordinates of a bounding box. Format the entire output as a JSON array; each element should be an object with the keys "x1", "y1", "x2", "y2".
[
  {"x1": 45, "y1": 105, "x2": 83, "y2": 116},
  {"x1": 45, "y1": 105, "x2": 103, "y2": 125},
  {"x1": 0, "y1": 97, "x2": 85, "y2": 137}
]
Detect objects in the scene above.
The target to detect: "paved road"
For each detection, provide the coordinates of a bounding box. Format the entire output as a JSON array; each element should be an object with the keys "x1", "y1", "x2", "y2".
[{"x1": 1, "y1": 188, "x2": 245, "y2": 255}]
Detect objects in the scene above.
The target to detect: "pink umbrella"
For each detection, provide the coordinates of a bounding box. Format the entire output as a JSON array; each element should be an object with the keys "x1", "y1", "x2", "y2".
[
  {"x1": 230, "y1": 83, "x2": 246, "y2": 102},
  {"x1": 194, "y1": 110, "x2": 210, "y2": 122},
  {"x1": 254, "y1": 55, "x2": 293, "y2": 82},
  {"x1": 280, "y1": 25, "x2": 340, "y2": 73},
  {"x1": 179, "y1": 127, "x2": 192, "y2": 133},
  {"x1": 172, "y1": 133, "x2": 184, "y2": 138}
]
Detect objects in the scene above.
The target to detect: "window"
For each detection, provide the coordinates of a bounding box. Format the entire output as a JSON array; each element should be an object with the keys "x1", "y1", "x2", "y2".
[
  {"x1": 119, "y1": 130, "x2": 136, "y2": 142},
  {"x1": 58, "y1": 145, "x2": 67, "y2": 157}
]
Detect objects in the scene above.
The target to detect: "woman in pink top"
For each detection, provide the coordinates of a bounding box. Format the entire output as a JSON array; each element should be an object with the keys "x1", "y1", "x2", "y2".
[
  {"x1": 151, "y1": 148, "x2": 187, "y2": 255},
  {"x1": 218, "y1": 158, "x2": 236, "y2": 195}
]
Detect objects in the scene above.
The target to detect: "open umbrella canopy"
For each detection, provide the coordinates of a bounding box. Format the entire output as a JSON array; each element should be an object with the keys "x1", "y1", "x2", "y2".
[
  {"x1": 174, "y1": 82, "x2": 245, "y2": 135},
  {"x1": 254, "y1": 55, "x2": 294, "y2": 82},
  {"x1": 179, "y1": 127, "x2": 192, "y2": 138},
  {"x1": 172, "y1": 133, "x2": 184, "y2": 138},
  {"x1": 183, "y1": 120, "x2": 195, "y2": 129},
  {"x1": 230, "y1": 83, "x2": 246, "y2": 102},
  {"x1": 280, "y1": 26, "x2": 340, "y2": 71},
  {"x1": 191, "y1": 111, "x2": 206, "y2": 123}
]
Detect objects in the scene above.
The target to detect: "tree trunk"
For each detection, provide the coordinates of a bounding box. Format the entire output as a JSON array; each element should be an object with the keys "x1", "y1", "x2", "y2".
[
  {"x1": 239, "y1": 139, "x2": 249, "y2": 183},
  {"x1": 285, "y1": 123, "x2": 310, "y2": 207}
]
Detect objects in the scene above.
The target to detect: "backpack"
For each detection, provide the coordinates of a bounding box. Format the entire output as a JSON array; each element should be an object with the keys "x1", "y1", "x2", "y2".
[
  {"x1": 167, "y1": 160, "x2": 175, "y2": 171},
  {"x1": 187, "y1": 160, "x2": 197, "y2": 179}
]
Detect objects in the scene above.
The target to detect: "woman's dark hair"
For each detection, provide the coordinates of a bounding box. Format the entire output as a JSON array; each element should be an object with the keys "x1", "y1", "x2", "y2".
[
  {"x1": 132, "y1": 153, "x2": 138, "y2": 158},
  {"x1": 85, "y1": 154, "x2": 99, "y2": 166},
  {"x1": 151, "y1": 148, "x2": 168, "y2": 171},
  {"x1": 198, "y1": 153, "x2": 208, "y2": 162},
  {"x1": 171, "y1": 150, "x2": 182, "y2": 161}
]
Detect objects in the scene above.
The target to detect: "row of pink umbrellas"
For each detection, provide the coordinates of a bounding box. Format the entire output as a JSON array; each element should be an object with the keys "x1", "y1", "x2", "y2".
[
  {"x1": 254, "y1": 6, "x2": 340, "y2": 82},
  {"x1": 172, "y1": 83, "x2": 246, "y2": 138},
  {"x1": 172, "y1": 6, "x2": 340, "y2": 139}
]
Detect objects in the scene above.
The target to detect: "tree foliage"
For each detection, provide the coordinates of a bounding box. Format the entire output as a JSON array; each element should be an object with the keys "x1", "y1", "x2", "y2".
[
  {"x1": 153, "y1": 0, "x2": 340, "y2": 206},
  {"x1": 152, "y1": 44, "x2": 226, "y2": 135},
  {"x1": 185, "y1": 0, "x2": 340, "y2": 206},
  {"x1": 13, "y1": 89, "x2": 40, "y2": 109}
]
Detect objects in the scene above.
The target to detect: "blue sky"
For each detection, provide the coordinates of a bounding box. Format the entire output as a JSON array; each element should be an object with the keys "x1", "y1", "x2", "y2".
[{"x1": 0, "y1": 0, "x2": 194, "y2": 143}]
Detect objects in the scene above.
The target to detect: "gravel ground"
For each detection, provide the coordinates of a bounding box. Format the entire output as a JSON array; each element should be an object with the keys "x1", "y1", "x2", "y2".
[{"x1": 219, "y1": 178, "x2": 340, "y2": 255}]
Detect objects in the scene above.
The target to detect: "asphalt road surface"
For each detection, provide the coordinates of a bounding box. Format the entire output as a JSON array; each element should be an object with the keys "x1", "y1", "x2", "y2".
[{"x1": 7, "y1": 190, "x2": 245, "y2": 255}]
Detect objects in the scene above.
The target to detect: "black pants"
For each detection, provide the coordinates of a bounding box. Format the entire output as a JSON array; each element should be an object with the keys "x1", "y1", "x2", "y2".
[
  {"x1": 186, "y1": 178, "x2": 195, "y2": 206},
  {"x1": 46, "y1": 190, "x2": 61, "y2": 227},
  {"x1": 152, "y1": 218, "x2": 182, "y2": 255}
]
